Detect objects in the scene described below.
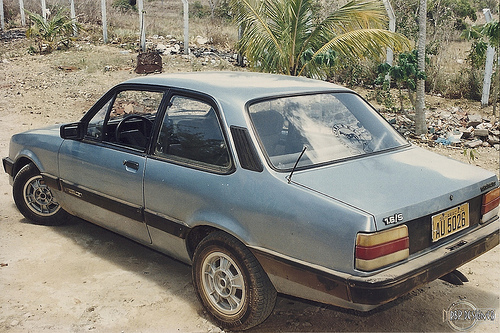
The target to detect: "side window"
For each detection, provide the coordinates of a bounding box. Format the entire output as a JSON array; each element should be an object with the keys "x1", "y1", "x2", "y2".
[
  {"x1": 86, "y1": 99, "x2": 111, "y2": 141},
  {"x1": 85, "y1": 90, "x2": 164, "y2": 150},
  {"x1": 154, "y1": 95, "x2": 231, "y2": 170}
]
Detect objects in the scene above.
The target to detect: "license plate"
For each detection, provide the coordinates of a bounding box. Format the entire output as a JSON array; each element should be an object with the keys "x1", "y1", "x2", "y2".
[{"x1": 432, "y1": 203, "x2": 469, "y2": 242}]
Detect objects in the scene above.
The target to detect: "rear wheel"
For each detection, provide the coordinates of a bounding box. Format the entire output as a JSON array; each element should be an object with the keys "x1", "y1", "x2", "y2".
[
  {"x1": 13, "y1": 163, "x2": 69, "y2": 225},
  {"x1": 192, "y1": 231, "x2": 276, "y2": 331}
]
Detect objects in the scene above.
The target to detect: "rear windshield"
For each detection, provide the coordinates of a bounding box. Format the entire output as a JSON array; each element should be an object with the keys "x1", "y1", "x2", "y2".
[{"x1": 248, "y1": 92, "x2": 408, "y2": 170}]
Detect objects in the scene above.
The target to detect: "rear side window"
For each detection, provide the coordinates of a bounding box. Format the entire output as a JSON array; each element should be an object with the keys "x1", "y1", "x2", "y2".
[{"x1": 154, "y1": 95, "x2": 232, "y2": 171}]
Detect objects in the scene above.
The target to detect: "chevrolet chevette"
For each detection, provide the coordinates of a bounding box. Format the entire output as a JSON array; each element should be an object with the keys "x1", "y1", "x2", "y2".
[{"x1": 3, "y1": 72, "x2": 499, "y2": 330}]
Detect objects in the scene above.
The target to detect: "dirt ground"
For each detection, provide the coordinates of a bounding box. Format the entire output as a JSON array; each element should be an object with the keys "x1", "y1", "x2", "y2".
[{"x1": 1, "y1": 42, "x2": 499, "y2": 332}]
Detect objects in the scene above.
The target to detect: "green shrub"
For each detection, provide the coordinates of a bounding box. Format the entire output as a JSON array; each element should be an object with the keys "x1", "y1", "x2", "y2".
[
  {"x1": 111, "y1": 0, "x2": 137, "y2": 12},
  {"x1": 26, "y1": 9, "x2": 82, "y2": 54},
  {"x1": 191, "y1": 1, "x2": 209, "y2": 19}
]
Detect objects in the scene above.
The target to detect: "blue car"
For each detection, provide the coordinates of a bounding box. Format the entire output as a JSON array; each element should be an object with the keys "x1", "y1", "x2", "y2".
[{"x1": 3, "y1": 72, "x2": 499, "y2": 330}]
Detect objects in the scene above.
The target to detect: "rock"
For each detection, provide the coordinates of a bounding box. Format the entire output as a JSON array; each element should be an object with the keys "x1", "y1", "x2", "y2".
[
  {"x1": 195, "y1": 36, "x2": 209, "y2": 45},
  {"x1": 460, "y1": 127, "x2": 473, "y2": 139},
  {"x1": 465, "y1": 139, "x2": 483, "y2": 148},
  {"x1": 474, "y1": 128, "x2": 489, "y2": 137},
  {"x1": 467, "y1": 114, "x2": 482, "y2": 128},
  {"x1": 156, "y1": 43, "x2": 167, "y2": 53},
  {"x1": 488, "y1": 135, "x2": 500, "y2": 145}
]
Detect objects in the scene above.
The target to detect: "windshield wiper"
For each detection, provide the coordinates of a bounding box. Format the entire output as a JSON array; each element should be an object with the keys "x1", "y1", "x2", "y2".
[{"x1": 286, "y1": 146, "x2": 307, "y2": 184}]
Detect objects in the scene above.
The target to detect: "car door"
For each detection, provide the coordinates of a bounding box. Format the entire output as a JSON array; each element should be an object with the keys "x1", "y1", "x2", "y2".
[
  {"x1": 58, "y1": 87, "x2": 166, "y2": 244},
  {"x1": 143, "y1": 94, "x2": 234, "y2": 260}
]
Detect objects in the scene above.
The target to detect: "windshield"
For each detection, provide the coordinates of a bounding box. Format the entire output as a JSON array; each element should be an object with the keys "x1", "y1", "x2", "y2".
[{"x1": 248, "y1": 92, "x2": 408, "y2": 170}]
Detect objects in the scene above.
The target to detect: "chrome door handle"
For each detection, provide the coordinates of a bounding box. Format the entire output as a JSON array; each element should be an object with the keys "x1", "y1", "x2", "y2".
[{"x1": 123, "y1": 160, "x2": 139, "y2": 171}]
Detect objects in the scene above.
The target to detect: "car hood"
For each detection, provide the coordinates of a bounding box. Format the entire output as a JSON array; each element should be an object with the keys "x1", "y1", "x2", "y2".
[{"x1": 288, "y1": 146, "x2": 498, "y2": 230}]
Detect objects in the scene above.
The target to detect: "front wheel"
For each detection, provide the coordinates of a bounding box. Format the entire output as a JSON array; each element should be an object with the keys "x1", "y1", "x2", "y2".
[
  {"x1": 192, "y1": 231, "x2": 277, "y2": 331},
  {"x1": 12, "y1": 163, "x2": 69, "y2": 225}
]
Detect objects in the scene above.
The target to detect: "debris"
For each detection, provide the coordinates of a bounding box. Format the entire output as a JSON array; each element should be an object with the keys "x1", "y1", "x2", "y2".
[
  {"x1": 195, "y1": 36, "x2": 209, "y2": 45},
  {"x1": 465, "y1": 139, "x2": 483, "y2": 148},
  {"x1": 488, "y1": 135, "x2": 499, "y2": 145},
  {"x1": 0, "y1": 29, "x2": 26, "y2": 41},
  {"x1": 57, "y1": 65, "x2": 79, "y2": 72},
  {"x1": 474, "y1": 128, "x2": 489, "y2": 137},
  {"x1": 466, "y1": 114, "x2": 482, "y2": 128},
  {"x1": 382, "y1": 107, "x2": 499, "y2": 151},
  {"x1": 135, "y1": 52, "x2": 162, "y2": 74}
]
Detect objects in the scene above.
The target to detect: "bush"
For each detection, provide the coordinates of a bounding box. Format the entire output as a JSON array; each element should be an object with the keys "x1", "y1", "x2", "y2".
[
  {"x1": 429, "y1": 67, "x2": 483, "y2": 100},
  {"x1": 112, "y1": 0, "x2": 137, "y2": 12},
  {"x1": 190, "y1": 1, "x2": 209, "y2": 19},
  {"x1": 327, "y1": 59, "x2": 379, "y2": 88},
  {"x1": 26, "y1": 9, "x2": 81, "y2": 54}
]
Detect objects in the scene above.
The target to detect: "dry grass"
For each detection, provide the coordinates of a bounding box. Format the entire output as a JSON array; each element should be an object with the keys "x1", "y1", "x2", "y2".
[
  {"x1": 2, "y1": 0, "x2": 498, "y2": 105},
  {"x1": 3, "y1": 0, "x2": 238, "y2": 49}
]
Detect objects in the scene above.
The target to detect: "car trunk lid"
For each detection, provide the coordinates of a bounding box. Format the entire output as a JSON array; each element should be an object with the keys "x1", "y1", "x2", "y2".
[{"x1": 288, "y1": 146, "x2": 498, "y2": 232}]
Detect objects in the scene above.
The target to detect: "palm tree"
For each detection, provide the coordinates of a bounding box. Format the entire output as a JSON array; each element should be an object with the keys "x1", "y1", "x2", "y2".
[{"x1": 230, "y1": 0, "x2": 410, "y2": 78}]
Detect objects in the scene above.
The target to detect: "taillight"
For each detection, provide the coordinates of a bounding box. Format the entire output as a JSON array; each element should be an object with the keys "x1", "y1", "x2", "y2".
[
  {"x1": 355, "y1": 225, "x2": 409, "y2": 271},
  {"x1": 482, "y1": 187, "x2": 500, "y2": 223}
]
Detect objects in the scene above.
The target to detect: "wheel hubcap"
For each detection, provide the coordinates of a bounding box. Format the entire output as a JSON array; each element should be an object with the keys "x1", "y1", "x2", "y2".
[
  {"x1": 201, "y1": 251, "x2": 245, "y2": 315},
  {"x1": 23, "y1": 175, "x2": 61, "y2": 217}
]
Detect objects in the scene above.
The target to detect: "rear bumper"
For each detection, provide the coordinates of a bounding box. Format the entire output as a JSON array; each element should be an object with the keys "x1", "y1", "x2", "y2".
[
  {"x1": 348, "y1": 216, "x2": 499, "y2": 306},
  {"x1": 252, "y1": 217, "x2": 499, "y2": 311}
]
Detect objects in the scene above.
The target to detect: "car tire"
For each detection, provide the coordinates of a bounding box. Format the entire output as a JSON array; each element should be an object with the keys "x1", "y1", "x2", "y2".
[
  {"x1": 13, "y1": 163, "x2": 69, "y2": 225},
  {"x1": 192, "y1": 231, "x2": 277, "y2": 331}
]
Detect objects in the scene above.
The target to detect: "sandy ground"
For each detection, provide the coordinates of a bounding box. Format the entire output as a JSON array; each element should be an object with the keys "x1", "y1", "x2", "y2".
[{"x1": 1, "y1": 42, "x2": 499, "y2": 332}]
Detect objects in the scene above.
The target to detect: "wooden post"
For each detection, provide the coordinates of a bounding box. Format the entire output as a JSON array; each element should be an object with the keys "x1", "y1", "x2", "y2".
[
  {"x1": 138, "y1": 0, "x2": 146, "y2": 51},
  {"x1": 181, "y1": 0, "x2": 189, "y2": 54},
  {"x1": 19, "y1": 0, "x2": 25, "y2": 26},
  {"x1": 70, "y1": 0, "x2": 77, "y2": 36},
  {"x1": 41, "y1": 0, "x2": 47, "y2": 22},
  {"x1": 101, "y1": 0, "x2": 108, "y2": 43},
  {"x1": 382, "y1": 0, "x2": 395, "y2": 82},
  {"x1": 0, "y1": 0, "x2": 4, "y2": 31},
  {"x1": 481, "y1": 9, "x2": 494, "y2": 107}
]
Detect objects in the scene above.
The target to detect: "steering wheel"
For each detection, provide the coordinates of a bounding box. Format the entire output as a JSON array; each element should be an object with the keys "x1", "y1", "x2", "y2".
[{"x1": 115, "y1": 114, "x2": 153, "y2": 144}]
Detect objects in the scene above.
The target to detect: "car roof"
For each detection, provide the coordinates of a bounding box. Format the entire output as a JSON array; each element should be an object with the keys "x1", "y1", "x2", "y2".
[
  {"x1": 124, "y1": 71, "x2": 353, "y2": 128},
  {"x1": 124, "y1": 71, "x2": 351, "y2": 104}
]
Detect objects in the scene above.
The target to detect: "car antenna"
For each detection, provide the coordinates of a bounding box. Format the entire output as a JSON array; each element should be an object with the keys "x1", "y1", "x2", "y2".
[{"x1": 287, "y1": 146, "x2": 307, "y2": 184}]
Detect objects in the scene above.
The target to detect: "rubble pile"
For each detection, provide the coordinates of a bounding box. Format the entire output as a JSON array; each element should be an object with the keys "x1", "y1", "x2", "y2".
[
  {"x1": 123, "y1": 35, "x2": 242, "y2": 66},
  {"x1": 0, "y1": 29, "x2": 25, "y2": 41},
  {"x1": 382, "y1": 107, "x2": 500, "y2": 151}
]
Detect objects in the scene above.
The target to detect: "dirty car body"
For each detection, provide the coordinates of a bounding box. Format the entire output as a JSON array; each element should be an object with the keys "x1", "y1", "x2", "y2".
[{"x1": 3, "y1": 72, "x2": 499, "y2": 330}]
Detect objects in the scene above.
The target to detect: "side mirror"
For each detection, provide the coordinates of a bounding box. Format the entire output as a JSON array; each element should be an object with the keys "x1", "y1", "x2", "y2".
[{"x1": 60, "y1": 122, "x2": 85, "y2": 140}]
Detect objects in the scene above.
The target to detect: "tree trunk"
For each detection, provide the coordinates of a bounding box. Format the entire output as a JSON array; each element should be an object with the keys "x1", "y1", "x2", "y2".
[
  {"x1": 398, "y1": 86, "x2": 404, "y2": 113},
  {"x1": 415, "y1": 0, "x2": 427, "y2": 135},
  {"x1": 493, "y1": 48, "x2": 499, "y2": 116}
]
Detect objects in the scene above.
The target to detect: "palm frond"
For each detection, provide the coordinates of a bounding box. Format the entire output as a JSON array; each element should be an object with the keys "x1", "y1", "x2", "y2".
[{"x1": 231, "y1": 0, "x2": 411, "y2": 77}]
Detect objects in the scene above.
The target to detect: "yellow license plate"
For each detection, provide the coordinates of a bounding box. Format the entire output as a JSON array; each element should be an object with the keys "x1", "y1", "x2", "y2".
[{"x1": 432, "y1": 203, "x2": 469, "y2": 242}]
